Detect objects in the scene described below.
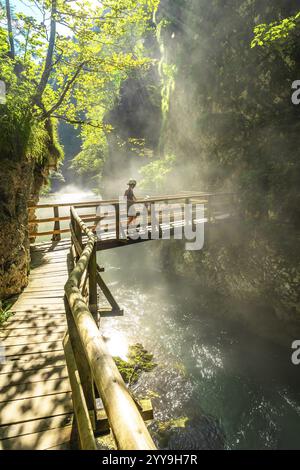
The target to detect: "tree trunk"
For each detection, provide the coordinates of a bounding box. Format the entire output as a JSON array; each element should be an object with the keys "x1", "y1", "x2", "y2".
[{"x1": 5, "y1": 0, "x2": 15, "y2": 60}]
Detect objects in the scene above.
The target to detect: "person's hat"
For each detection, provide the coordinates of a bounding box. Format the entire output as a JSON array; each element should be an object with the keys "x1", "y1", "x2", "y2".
[{"x1": 127, "y1": 179, "x2": 137, "y2": 186}]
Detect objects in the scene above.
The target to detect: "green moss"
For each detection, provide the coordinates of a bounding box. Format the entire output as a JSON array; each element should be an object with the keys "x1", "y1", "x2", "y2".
[
  {"x1": 114, "y1": 343, "x2": 157, "y2": 385},
  {"x1": 114, "y1": 357, "x2": 139, "y2": 383}
]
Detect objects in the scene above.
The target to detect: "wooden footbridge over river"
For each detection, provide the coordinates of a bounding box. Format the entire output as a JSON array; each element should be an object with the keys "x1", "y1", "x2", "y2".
[{"x1": 0, "y1": 192, "x2": 234, "y2": 450}]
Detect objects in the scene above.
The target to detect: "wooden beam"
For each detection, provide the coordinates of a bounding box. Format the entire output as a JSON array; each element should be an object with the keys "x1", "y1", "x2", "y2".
[
  {"x1": 95, "y1": 398, "x2": 153, "y2": 435},
  {"x1": 29, "y1": 192, "x2": 233, "y2": 209},
  {"x1": 29, "y1": 214, "x2": 98, "y2": 224},
  {"x1": 63, "y1": 334, "x2": 97, "y2": 450},
  {"x1": 96, "y1": 271, "x2": 120, "y2": 312},
  {"x1": 64, "y1": 297, "x2": 96, "y2": 429}
]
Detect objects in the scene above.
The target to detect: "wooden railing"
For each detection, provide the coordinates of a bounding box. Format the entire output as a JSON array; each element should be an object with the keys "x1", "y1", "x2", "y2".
[
  {"x1": 63, "y1": 207, "x2": 156, "y2": 450},
  {"x1": 28, "y1": 192, "x2": 235, "y2": 241}
]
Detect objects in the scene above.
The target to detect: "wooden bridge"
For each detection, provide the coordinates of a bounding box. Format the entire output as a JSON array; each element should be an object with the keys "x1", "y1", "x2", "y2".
[{"x1": 0, "y1": 192, "x2": 233, "y2": 450}]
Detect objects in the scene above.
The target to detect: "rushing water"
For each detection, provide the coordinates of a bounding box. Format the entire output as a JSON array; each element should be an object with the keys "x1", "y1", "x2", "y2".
[
  {"x1": 98, "y1": 242, "x2": 300, "y2": 450},
  {"x1": 40, "y1": 190, "x2": 300, "y2": 450}
]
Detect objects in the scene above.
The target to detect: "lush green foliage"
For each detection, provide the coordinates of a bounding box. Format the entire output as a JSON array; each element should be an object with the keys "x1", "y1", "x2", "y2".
[
  {"x1": 151, "y1": 1, "x2": 300, "y2": 319},
  {"x1": 154, "y1": 0, "x2": 300, "y2": 225},
  {"x1": 0, "y1": 0, "x2": 159, "y2": 175},
  {"x1": 251, "y1": 12, "x2": 300, "y2": 48}
]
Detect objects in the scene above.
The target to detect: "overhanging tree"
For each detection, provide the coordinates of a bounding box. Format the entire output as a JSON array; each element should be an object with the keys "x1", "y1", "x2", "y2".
[{"x1": 0, "y1": 0, "x2": 159, "y2": 298}]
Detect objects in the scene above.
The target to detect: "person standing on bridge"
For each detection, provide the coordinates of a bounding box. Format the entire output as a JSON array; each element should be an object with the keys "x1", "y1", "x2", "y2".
[{"x1": 125, "y1": 179, "x2": 137, "y2": 226}]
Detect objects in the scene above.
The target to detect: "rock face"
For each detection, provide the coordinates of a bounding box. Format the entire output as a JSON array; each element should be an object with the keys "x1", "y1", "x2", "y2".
[
  {"x1": 0, "y1": 94, "x2": 61, "y2": 300},
  {"x1": 0, "y1": 158, "x2": 44, "y2": 299}
]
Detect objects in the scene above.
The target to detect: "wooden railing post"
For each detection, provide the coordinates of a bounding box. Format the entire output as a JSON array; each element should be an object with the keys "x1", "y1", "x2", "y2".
[
  {"x1": 147, "y1": 199, "x2": 151, "y2": 239},
  {"x1": 115, "y1": 203, "x2": 120, "y2": 240},
  {"x1": 52, "y1": 205, "x2": 61, "y2": 241},
  {"x1": 185, "y1": 197, "x2": 192, "y2": 227},
  {"x1": 88, "y1": 243, "x2": 98, "y2": 321},
  {"x1": 207, "y1": 195, "x2": 213, "y2": 223},
  {"x1": 64, "y1": 297, "x2": 97, "y2": 432}
]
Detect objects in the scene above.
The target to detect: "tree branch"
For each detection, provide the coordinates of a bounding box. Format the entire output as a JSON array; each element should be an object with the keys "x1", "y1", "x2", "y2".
[
  {"x1": 51, "y1": 114, "x2": 104, "y2": 128},
  {"x1": 43, "y1": 62, "x2": 85, "y2": 117}
]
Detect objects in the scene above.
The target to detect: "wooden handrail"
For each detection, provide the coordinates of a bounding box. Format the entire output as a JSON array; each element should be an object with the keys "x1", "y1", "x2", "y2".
[
  {"x1": 64, "y1": 206, "x2": 156, "y2": 450},
  {"x1": 28, "y1": 191, "x2": 233, "y2": 209},
  {"x1": 29, "y1": 206, "x2": 199, "y2": 228}
]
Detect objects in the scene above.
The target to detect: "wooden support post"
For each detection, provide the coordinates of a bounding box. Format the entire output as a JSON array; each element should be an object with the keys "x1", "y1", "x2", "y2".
[
  {"x1": 207, "y1": 195, "x2": 213, "y2": 223},
  {"x1": 96, "y1": 271, "x2": 120, "y2": 313},
  {"x1": 52, "y1": 205, "x2": 61, "y2": 241},
  {"x1": 190, "y1": 200, "x2": 197, "y2": 232},
  {"x1": 115, "y1": 203, "x2": 120, "y2": 240},
  {"x1": 88, "y1": 243, "x2": 98, "y2": 321},
  {"x1": 147, "y1": 200, "x2": 151, "y2": 239},
  {"x1": 185, "y1": 197, "x2": 192, "y2": 227},
  {"x1": 64, "y1": 296, "x2": 97, "y2": 430}
]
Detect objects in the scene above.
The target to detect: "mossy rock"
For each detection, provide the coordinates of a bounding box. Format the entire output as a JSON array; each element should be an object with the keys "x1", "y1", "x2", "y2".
[
  {"x1": 153, "y1": 415, "x2": 225, "y2": 450},
  {"x1": 114, "y1": 343, "x2": 157, "y2": 385},
  {"x1": 152, "y1": 416, "x2": 189, "y2": 448},
  {"x1": 114, "y1": 357, "x2": 140, "y2": 384},
  {"x1": 158, "y1": 417, "x2": 189, "y2": 433},
  {"x1": 146, "y1": 390, "x2": 161, "y2": 399}
]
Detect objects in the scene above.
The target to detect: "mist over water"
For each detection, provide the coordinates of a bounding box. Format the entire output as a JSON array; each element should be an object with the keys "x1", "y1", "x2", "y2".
[
  {"x1": 35, "y1": 186, "x2": 101, "y2": 242},
  {"x1": 41, "y1": 185, "x2": 97, "y2": 203},
  {"x1": 98, "y1": 241, "x2": 300, "y2": 450}
]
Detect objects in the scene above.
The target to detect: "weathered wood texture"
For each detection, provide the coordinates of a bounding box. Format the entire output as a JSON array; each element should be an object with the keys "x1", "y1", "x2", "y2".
[{"x1": 0, "y1": 241, "x2": 72, "y2": 450}]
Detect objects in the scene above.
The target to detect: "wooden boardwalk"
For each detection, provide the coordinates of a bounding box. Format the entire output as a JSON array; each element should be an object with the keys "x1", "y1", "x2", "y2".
[
  {"x1": 0, "y1": 193, "x2": 234, "y2": 450},
  {"x1": 0, "y1": 240, "x2": 73, "y2": 450}
]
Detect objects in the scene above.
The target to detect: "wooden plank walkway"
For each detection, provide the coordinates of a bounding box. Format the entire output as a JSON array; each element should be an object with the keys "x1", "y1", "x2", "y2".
[{"x1": 0, "y1": 240, "x2": 73, "y2": 450}]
